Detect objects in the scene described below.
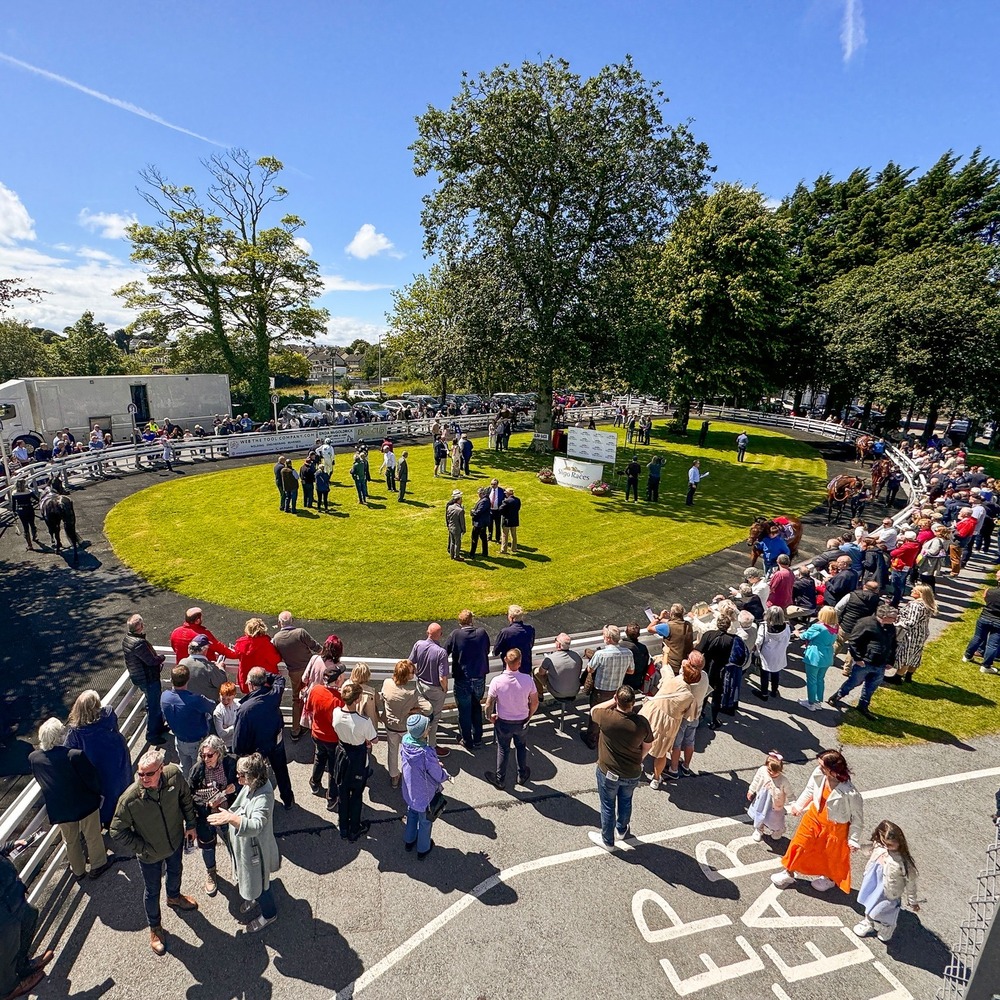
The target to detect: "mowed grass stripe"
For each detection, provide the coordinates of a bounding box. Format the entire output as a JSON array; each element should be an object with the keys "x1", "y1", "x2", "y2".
[{"x1": 105, "y1": 423, "x2": 827, "y2": 622}]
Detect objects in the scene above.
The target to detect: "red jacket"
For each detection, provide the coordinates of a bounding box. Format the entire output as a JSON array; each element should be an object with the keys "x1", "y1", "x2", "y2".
[
  {"x1": 170, "y1": 623, "x2": 236, "y2": 666},
  {"x1": 954, "y1": 516, "x2": 977, "y2": 540},
  {"x1": 304, "y1": 685, "x2": 344, "y2": 743},
  {"x1": 890, "y1": 540, "x2": 920, "y2": 570},
  {"x1": 234, "y1": 634, "x2": 283, "y2": 693}
]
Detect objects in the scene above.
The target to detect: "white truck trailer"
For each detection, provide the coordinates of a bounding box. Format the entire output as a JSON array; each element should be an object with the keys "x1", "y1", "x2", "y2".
[{"x1": 0, "y1": 374, "x2": 232, "y2": 446}]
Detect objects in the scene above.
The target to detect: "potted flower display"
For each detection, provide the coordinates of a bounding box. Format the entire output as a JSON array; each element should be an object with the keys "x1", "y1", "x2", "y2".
[
  {"x1": 537, "y1": 468, "x2": 557, "y2": 484},
  {"x1": 589, "y1": 481, "x2": 610, "y2": 496}
]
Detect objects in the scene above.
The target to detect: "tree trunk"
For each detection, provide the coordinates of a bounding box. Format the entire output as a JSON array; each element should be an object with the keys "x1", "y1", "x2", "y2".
[
  {"x1": 792, "y1": 389, "x2": 803, "y2": 415},
  {"x1": 904, "y1": 398, "x2": 915, "y2": 432},
  {"x1": 532, "y1": 370, "x2": 554, "y2": 452},
  {"x1": 249, "y1": 366, "x2": 270, "y2": 421},
  {"x1": 921, "y1": 403, "x2": 940, "y2": 441},
  {"x1": 676, "y1": 397, "x2": 691, "y2": 434},
  {"x1": 883, "y1": 401, "x2": 903, "y2": 438}
]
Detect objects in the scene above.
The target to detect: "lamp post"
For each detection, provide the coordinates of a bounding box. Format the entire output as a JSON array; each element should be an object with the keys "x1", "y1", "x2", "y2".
[{"x1": 377, "y1": 335, "x2": 382, "y2": 392}]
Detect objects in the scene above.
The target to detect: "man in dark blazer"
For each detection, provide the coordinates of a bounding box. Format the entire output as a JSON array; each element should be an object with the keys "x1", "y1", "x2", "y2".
[
  {"x1": 397, "y1": 450, "x2": 409, "y2": 502},
  {"x1": 499, "y1": 488, "x2": 522, "y2": 555},
  {"x1": 233, "y1": 669, "x2": 294, "y2": 810},
  {"x1": 487, "y1": 478, "x2": 506, "y2": 543}
]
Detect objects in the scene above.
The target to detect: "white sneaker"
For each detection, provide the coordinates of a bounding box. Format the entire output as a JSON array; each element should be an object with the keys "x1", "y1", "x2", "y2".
[
  {"x1": 771, "y1": 870, "x2": 796, "y2": 889},
  {"x1": 614, "y1": 826, "x2": 631, "y2": 842},
  {"x1": 811, "y1": 876, "x2": 836, "y2": 892},
  {"x1": 649, "y1": 778, "x2": 661, "y2": 790},
  {"x1": 752, "y1": 829, "x2": 763, "y2": 842},
  {"x1": 810, "y1": 702, "x2": 822, "y2": 712},
  {"x1": 587, "y1": 830, "x2": 617, "y2": 852},
  {"x1": 853, "y1": 919, "x2": 875, "y2": 938},
  {"x1": 797, "y1": 699, "x2": 812, "y2": 709},
  {"x1": 981, "y1": 666, "x2": 1000, "y2": 675},
  {"x1": 962, "y1": 656, "x2": 971, "y2": 663}
]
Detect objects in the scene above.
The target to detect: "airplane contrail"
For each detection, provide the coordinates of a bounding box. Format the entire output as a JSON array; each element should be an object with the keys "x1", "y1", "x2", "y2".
[{"x1": 0, "y1": 51, "x2": 229, "y2": 147}]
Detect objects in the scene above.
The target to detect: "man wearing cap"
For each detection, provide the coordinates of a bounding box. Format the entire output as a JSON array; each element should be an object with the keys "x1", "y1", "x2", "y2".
[
  {"x1": 487, "y1": 479, "x2": 505, "y2": 542},
  {"x1": 446, "y1": 610, "x2": 491, "y2": 750},
  {"x1": 483, "y1": 650, "x2": 539, "y2": 790},
  {"x1": 170, "y1": 608, "x2": 236, "y2": 667},
  {"x1": 272, "y1": 611, "x2": 322, "y2": 741},
  {"x1": 446, "y1": 491, "x2": 466, "y2": 561},
  {"x1": 469, "y1": 488, "x2": 492, "y2": 558},
  {"x1": 179, "y1": 635, "x2": 228, "y2": 704},
  {"x1": 409, "y1": 624, "x2": 451, "y2": 757},
  {"x1": 303, "y1": 665, "x2": 345, "y2": 811},
  {"x1": 160, "y1": 664, "x2": 215, "y2": 776},
  {"x1": 498, "y1": 488, "x2": 522, "y2": 555}
]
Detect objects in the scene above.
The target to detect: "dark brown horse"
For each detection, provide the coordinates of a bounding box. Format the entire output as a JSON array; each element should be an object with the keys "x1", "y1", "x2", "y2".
[
  {"x1": 826, "y1": 474, "x2": 865, "y2": 524},
  {"x1": 747, "y1": 515, "x2": 804, "y2": 565},
  {"x1": 869, "y1": 458, "x2": 892, "y2": 499},
  {"x1": 39, "y1": 486, "x2": 79, "y2": 564}
]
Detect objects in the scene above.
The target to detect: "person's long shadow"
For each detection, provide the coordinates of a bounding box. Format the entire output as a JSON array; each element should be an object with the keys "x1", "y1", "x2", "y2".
[
  {"x1": 622, "y1": 843, "x2": 742, "y2": 901},
  {"x1": 658, "y1": 770, "x2": 747, "y2": 819}
]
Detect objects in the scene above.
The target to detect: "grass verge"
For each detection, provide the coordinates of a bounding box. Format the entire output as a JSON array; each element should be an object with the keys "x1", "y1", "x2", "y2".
[{"x1": 105, "y1": 422, "x2": 826, "y2": 622}]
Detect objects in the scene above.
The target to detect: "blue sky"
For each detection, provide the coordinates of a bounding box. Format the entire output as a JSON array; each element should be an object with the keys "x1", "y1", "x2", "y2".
[{"x1": 1, "y1": 0, "x2": 997, "y2": 345}]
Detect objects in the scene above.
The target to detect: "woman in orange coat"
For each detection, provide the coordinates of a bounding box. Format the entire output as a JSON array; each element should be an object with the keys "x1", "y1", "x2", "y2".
[
  {"x1": 234, "y1": 618, "x2": 282, "y2": 693},
  {"x1": 772, "y1": 749, "x2": 864, "y2": 894}
]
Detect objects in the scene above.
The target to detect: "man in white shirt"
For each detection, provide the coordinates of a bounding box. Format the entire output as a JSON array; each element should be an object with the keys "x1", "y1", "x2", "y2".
[
  {"x1": 379, "y1": 448, "x2": 398, "y2": 493},
  {"x1": 332, "y1": 682, "x2": 378, "y2": 842},
  {"x1": 686, "y1": 460, "x2": 709, "y2": 506},
  {"x1": 872, "y1": 517, "x2": 898, "y2": 548}
]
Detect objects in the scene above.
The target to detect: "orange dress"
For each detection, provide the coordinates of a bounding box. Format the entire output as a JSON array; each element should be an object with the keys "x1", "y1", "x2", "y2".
[{"x1": 781, "y1": 783, "x2": 852, "y2": 892}]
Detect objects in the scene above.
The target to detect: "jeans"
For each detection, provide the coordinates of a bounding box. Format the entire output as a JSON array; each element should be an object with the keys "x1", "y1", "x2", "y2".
[
  {"x1": 405, "y1": 806, "x2": 433, "y2": 854},
  {"x1": 281, "y1": 488, "x2": 298, "y2": 513},
  {"x1": 595, "y1": 766, "x2": 639, "y2": 846},
  {"x1": 804, "y1": 662, "x2": 829, "y2": 704},
  {"x1": 737, "y1": 447, "x2": 746, "y2": 463},
  {"x1": 834, "y1": 661, "x2": 885, "y2": 710},
  {"x1": 454, "y1": 676, "x2": 485, "y2": 746},
  {"x1": 965, "y1": 616, "x2": 1000, "y2": 668},
  {"x1": 890, "y1": 569, "x2": 909, "y2": 607},
  {"x1": 0, "y1": 901, "x2": 38, "y2": 995},
  {"x1": 144, "y1": 681, "x2": 166, "y2": 741},
  {"x1": 316, "y1": 489, "x2": 329, "y2": 511},
  {"x1": 494, "y1": 718, "x2": 528, "y2": 782},
  {"x1": 386, "y1": 468, "x2": 396, "y2": 492},
  {"x1": 311, "y1": 737, "x2": 339, "y2": 800},
  {"x1": 175, "y1": 737, "x2": 202, "y2": 778},
  {"x1": 353, "y1": 479, "x2": 367, "y2": 503},
  {"x1": 138, "y1": 842, "x2": 183, "y2": 927}
]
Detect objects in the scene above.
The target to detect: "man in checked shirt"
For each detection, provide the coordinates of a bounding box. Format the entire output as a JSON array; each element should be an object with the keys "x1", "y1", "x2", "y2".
[{"x1": 580, "y1": 625, "x2": 635, "y2": 750}]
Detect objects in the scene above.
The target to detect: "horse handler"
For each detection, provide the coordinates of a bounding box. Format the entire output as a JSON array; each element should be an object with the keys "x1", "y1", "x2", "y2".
[{"x1": 10, "y1": 479, "x2": 40, "y2": 551}]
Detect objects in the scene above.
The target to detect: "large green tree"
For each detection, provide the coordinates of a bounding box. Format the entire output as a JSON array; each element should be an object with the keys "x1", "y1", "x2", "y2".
[
  {"x1": 52, "y1": 311, "x2": 130, "y2": 376},
  {"x1": 116, "y1": 150, "x2": 328, "y2": 417},
  {"x1": 411, "y1": 56, "x2": 712, "y2": 446},
  {"x1": 0, "y1": 318, "x2": 51, "y2": 382}
]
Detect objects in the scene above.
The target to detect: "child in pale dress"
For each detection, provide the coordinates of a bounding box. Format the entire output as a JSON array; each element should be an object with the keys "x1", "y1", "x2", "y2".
[
  {"x1": 854, "y1": 820, "x2": 920, "y2": 942},
  {"x1": 746, "y1": 751, "x2": 793, "y2": 842}
]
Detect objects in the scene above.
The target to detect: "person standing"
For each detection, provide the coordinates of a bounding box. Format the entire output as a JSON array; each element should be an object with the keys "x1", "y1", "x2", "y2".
[
  {"x1": 460, "y1": 433, "x2": 473, "y2": 476},
  {"x1": 587, "y1": 686, "x2": 653, "y2": 851},
  {"x1": 318, "y1": 438, "x2": 336, "y2": 475},
  {"x1": 232, "y1": 669, "x2": 295, "y2": 810},
  {"x1": 379, "y1": 447, "x2": 398, "y2": 493},
  {"x1": 272, "y1": 455, "x2": 286, "y2": 508},
  {"x1": 795, "y1": 606, "x2": 839, "y2": 711},
  {"x1": 736, "y1": 430, "x2": 749, "y2": 463},
  {"x1": 581, "y1": 625, "x2": 635, "y2": 749},
  {"x1": 187, "y1": 736, "x2": 237, "y2": 897},
  {"x1": 299, "y1": 454, "x2": 316, "y2": 508},
  {"x1": 645, "y1": 456, "x2": 663, "y2": 502},
  {"x1": 469, "y1": 487, "x2": 492, "y2": 558},
  {"x1": 433, "y1": 435, "x2": 448, "y2": 477},
  {"x1": 450, "y1": 438, "x2": 463, "y2": 478},
  {"x1": 207, "y1": 752, "x2": 282, "y2": 933},
  {"x1": 315, "y1": 463, "x2": 331, "y2": 511},
  {"x1": 350, "y1": 451, "x2": 368, "y2": 505},
  {"x1": 110, "y1": 749, "x2": 198, "y2": 956},
  {"x1": 0, "y1": 840, "x2": 55, "y2": 997},
  {"x1": 397, "y1": 450, "x2": 409, "y2": 502},
  {"x1": 893, "y1": 585, "x2": 937, "y2": 683},
  {"x1": 123, "y1": 613, "x2": 168, "y2": 746},
  {"x1": 685, "y1": 459, "x2": 709, "y2": 506},
  {"x1": 487, "y1": 479, "x2": 505, "y2": 542},
  {"x1": 234, "y1": 618, "x2": 282, "y2": 694},
  {"x1": 178, "y1": 635, "x2": 228, "y2": 705},
  {"x1": 409, "y1": 623, "x2": 451, "y2": 757},
  {"x1": 272, "y1": 611, "x2": 322, "y2": 741},
  {"x1": 280, "y1": 458, "x2": 299, "y2": 513},
  {"x1": 754, "y1": 607, "x2": 791, "y2": 701},
  {"x1": 170, "y1": 608, "x2": 236, "y2": 667},
  {"x1": 332, "y1": 682, "x2": 378, "y2": 842},
  {"x1": 624, "y1": 456, "x2": 641, "y2": 502},
  {"x1": 380, "y1": 659, "x2": 432, "y2": 789},
  {"x1": 9, "y1": 479, "x2": 39, "y2": 551},
  {"x1": 492, "y1": 605, "x2": 535, "y2": 675},
  {"x1": 401, "y1": 714, "x2": 452, "y2": 860},
  {"x1": 446, "y1": 609, "x2": 491, "y2": 750},
  {"x1": 302, "y1": 664, "x2": 345, "y2": 810},
  {"x1": 963, "y1": 568, "x2": 1000, "y2": 674},
  {"x1": 445, "y1": 491, "x2": 467, "y2": 561},
  {"x1": 29, "y1": 719, "x2": 108, "y2": 880},
  {"x1": 483, "y1": 650, "x2": 539, "y2": 790},
  {"x1": 160, "y1": 665, "x2": 215, "y2": 777},
  {"x1": 828, "y1": 604, "x2": 899, "y2": 721},
  {"x1": 499, "y1": 488, "x2": 522, "y2": 555}
]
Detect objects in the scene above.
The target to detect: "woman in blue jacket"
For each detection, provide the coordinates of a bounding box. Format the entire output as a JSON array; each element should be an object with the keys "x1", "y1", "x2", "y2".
[{"x1": 65, "y1": 691, "x2": 132, "y2": 828}]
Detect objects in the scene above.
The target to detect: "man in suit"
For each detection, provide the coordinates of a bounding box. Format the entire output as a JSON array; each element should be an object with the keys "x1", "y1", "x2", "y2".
[
  {"x1": 487, "y1": 479, "x2": 505, "y2": 543},
  {"x1": 470, "y1": 487, "x2": 492, "y2": 557},
  {"x1": 499, "y1": 488, "x2": 522, "y2": 555},
  {"x1": 398, "y1": 450, "x2": 409, "y2": 502}
]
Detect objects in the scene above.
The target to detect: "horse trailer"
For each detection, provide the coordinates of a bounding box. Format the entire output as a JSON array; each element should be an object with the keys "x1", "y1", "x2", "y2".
[{"x1": 0, "y1": 374, "x2": 232, "y2": 447}]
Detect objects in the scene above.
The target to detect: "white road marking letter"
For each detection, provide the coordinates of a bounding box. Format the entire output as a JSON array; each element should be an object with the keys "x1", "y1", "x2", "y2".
[
  {"x1": 695, "y1": 834, "x2": 784, "y2": 882},
  {"x1": 632, "y1": 889, "x2": 732, "y2": 942},
  {"x1": 659, "y1": 935, "x2": 765, "y2": 996},
  {"x1": 742, "y1": 884, "x2": 844, "y2": 929},
  {"x1": 763, "y1": 927, "x2": 873, "y2": 983},
  {"x1": 868, "y1": 961, "x2": 915, "y2": 1000}
]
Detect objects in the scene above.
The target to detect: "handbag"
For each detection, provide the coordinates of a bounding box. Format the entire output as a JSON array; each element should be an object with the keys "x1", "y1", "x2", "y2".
[{"x1": 426, "y1": 790, "x2": 447, "y2": 821}]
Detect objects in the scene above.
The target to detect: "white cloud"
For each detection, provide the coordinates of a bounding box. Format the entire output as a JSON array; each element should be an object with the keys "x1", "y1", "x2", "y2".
[
  {"x1": 318, "y1": 316, "x2": 387, "y2": 347},
  {"x1": 78, "y1": 208, "x2": 138, "y2": 240},
  {"x1": 345, "y1": 223, "x2": 396, "y2": 260},
  {"x1": 293, "y1": 236, "x2": 313, "y2": 255},
  {"x1": 0, "y1": 51, "x2": 228, "y2": 147},
  {"x1": 76, "y1": 247, "x2": 118, "y2": 263},
  {"x1": 320, "y1": 273, "x2": 391, "y2": 294},
  {"x1": 0, "y1": 181, "x2": 36, "y2": 245},
  {"x1": 841, "y1": 0, "x2": 867, "y2": 62},
  {"x1": 764, "y1": 196, "x2": 782, "y2": 211}
]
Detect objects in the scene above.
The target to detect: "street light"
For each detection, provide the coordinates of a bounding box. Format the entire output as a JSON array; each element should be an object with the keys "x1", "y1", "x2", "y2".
[{"x1": 378, "y1": 334, "x2": 382, "y2": 391}]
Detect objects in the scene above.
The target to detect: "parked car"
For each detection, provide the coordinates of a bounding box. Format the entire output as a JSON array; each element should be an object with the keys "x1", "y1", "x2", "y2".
[
  {"x1": 384, "y1": 399, "x2": 413, "y2": 417},
  {"x1": 279, "y1": 403, "x2": 322, "y2": 427},
  {"x1": 355, "y1": 401, "x2": 390, "y2": 421},
  {"x1": 347, "y1": 388, "x2": 379, "y2": 402},
  {"x1": 408, "y1": 394, "x2": 442, "y2": 412}
]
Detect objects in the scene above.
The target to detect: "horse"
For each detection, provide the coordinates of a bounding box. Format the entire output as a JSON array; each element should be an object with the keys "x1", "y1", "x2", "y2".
[
  {"x1": 747, "y1": 515, "x2": 804, "y2": 566},
  {"x1": 39, "y1": 487, "x2": 79, "y2": 564},
  {"x1": 869, "y1": 458, "x2": 892, "y2": 500},
  {"x1": 855, "y1": 434, "x2": 873, "y2": 465},
  {"x1": 826, "y1": 474, "x2": 865, "y2": 524}
]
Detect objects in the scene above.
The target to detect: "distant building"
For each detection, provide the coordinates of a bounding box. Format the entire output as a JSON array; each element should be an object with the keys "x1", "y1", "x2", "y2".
[{"x1": 291, "y1": 345, "x2": 348, "y2": 382}]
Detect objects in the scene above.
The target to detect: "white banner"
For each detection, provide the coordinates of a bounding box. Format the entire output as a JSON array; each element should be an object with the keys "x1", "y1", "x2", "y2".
[
  {"x1": 567, "y1": 426, "x2": 618, "y2": 464},
  {"x1": 226, "y1": 426, "x2": 357, "y2": 456},
  {"x1": 553, "y1": 455, "x2": 604, "y2": 490}
]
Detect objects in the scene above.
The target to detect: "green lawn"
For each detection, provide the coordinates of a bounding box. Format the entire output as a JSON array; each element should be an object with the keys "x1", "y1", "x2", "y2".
[
  {"x1": 105, "y1": 422, "x2": 827, "y2": 622},
  {"x1": 840, "y1": 567, "x2": 1000, "y2": 747}
]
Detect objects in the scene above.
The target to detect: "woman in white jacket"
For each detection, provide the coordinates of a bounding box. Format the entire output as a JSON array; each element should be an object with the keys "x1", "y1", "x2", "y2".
[{"x1": 772, "y1": 749, "x2": 864, "y2": 894}]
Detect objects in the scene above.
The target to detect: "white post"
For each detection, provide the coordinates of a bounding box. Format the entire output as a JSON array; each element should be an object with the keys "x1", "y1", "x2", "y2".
[{"x1": 271, "y1": 393, "x2": 279, "y2": 429}]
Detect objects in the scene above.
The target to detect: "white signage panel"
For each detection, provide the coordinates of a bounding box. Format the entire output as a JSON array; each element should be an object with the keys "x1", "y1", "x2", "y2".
[
  {"x1": 553, "y1": 455, "x2": 604, "y2": 490},
  {"x1": 567, "y1": 427, "x2": 618, "y2": 464}
]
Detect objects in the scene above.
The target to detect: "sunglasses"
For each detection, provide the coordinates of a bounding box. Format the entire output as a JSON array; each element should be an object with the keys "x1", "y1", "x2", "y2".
[
  {"x1": 200, "y1": 752, "x2": 217, "y2": 759},
  {"x1": 138, "y1": 763, "x2": 163, "y2": 778}
]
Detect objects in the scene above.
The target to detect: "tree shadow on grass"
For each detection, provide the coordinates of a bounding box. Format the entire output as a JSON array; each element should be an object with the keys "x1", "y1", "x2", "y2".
[{"x1": 839, "y1": 706, "x2": 979, "y2": 748}]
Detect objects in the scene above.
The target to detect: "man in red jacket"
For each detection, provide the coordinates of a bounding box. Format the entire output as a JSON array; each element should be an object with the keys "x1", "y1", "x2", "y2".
[
  {"x1": 951, "y1": 508, "x2": 977, "y2": 576},
  {"x1": 889, "y1": 531, "x2": 920, "y2": 607},
  {"x1": 170, "y1": 608, "x2": 236, "y2": 665}
]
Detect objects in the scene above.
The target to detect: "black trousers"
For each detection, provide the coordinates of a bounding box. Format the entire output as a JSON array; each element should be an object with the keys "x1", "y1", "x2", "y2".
[
  {"x1": 685, "y1": 484, "x2": 697, "y2": 506},
  {"x1": 267, "y1": 743, "x2": 294, "y2": 805},
  {"x1": 646, "y1": 478, "x2": 660, "y2": 501},
  {"x1": 311, "y1": 738, "x2": 338, "y2": 801},
  {"x1": 386, "y1": 468, "x2": 396, "y2": 492},
  {"x1": 625, "y1": 478, "x2": 639, "y2": 501},
  {"x1": 15, "y1": 512, "x2": 37, "y2": 542},
  {"x1": 337, "y1": 780, "x2": 367, "y2": 839},
  {"x1": 490, "y1": 510, "x2": 503, "y2": 541},
  {"x1": 470, "y1": 525, "x2": 490, "y2": 555},
  {"x1": 398, "y1": 479, "x2": 407, "y2": 502}
]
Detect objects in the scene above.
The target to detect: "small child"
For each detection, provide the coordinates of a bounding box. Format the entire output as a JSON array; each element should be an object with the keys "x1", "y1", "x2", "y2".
[
  {"x1": 854, "y1": 820, "x2": 920, "y2": 942},
  {"x1": 747, "y1": 751, "x2": 792, "y2": 842},
  {"x1": 212, "y1": 682, "x2": 238, "y2": 750}
]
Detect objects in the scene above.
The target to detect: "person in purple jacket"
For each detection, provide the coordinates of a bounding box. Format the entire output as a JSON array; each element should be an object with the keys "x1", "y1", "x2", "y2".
[{"x1": 401, "y1": 714, "x2": 452, "y2": 860}]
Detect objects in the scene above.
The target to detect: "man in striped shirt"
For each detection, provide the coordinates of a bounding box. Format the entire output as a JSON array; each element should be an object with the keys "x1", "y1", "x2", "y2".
[{"x1": 581, "y1": 625, "x2": 634, "y2": 750}]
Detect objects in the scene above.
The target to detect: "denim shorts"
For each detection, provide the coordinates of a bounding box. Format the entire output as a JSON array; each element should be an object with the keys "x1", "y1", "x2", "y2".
[{"x1": 672, "y1": 718, "x2": 699, "y2": 751}]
